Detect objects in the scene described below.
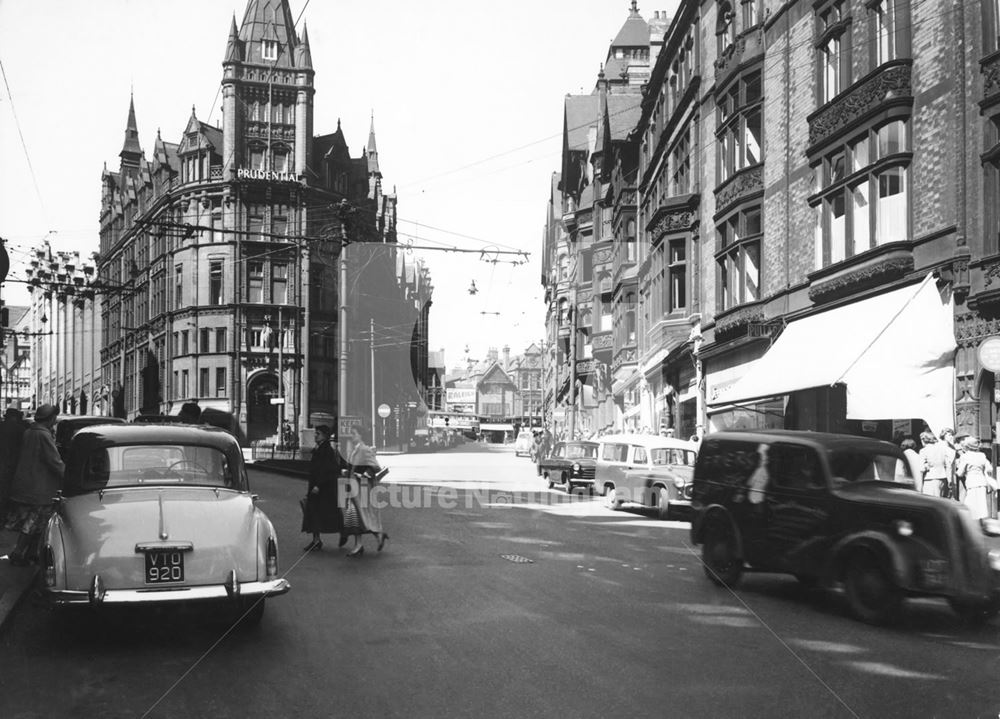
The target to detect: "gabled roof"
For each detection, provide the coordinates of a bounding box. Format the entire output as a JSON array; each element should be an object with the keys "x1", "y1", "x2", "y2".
[
  {"x1": 611, "y1": 3, "x2": 649, "y2": 48},
  {"x1": 479, "y1": 362, "x2": 515, "y2": 386},
  {"x1": 607, "y1": 94, "x2": 643, "y2": 141},
  {"x1": 564, "y1": 95, "x2": 599, "y2": 152}
]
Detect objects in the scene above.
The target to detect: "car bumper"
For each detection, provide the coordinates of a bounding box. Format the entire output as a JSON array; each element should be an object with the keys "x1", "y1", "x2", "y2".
[{"x1": 44, "y1": 577, "x2": 291, "y2": 606}]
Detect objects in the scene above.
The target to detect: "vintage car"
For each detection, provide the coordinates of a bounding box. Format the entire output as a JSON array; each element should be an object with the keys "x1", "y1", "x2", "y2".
[
  {"x1": 41, "y1": 424, "x2": 289, "y2": 623},
  {"x1": 690, "y1": 429, "x2": 1000, "y2": 625},
  {"x1": 514, "y1": 430, "x2": 536, "y2": 457},
  {"x1": 595, "y1": 434, "x2": 699, "y2": 519},
  {"x1": 54, "y1": 415, "x2": 126, "y2": 460},
  {"x1": 538, "y1": 440, "x2": 598, "y2": 492}
]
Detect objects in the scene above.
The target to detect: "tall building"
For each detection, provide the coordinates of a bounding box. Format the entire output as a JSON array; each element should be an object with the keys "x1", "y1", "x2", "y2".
[
  {"x1": 94, "y1": 0, "x2": 432, "y2": 445},
  {"x1": 544, "y1": 0, "x2": 1000, "y2": 444}
]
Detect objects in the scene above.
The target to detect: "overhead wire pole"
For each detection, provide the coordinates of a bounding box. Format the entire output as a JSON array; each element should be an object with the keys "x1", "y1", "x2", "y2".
[{"x1": 370, "y1": 317, "x2": 376, "y2": 448}]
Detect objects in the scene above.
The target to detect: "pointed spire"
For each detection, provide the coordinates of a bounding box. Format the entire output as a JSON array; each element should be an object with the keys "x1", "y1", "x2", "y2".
[
  {"x1": 120, "y1": 93, "x2": 143, "y2": 169},
  {"x1": 295, "y1": 22, "x2": 313, "y2": 69},
  {"x1": 366, "y1": 111, "x2": 381, "y2": 178},
  {"x1": 224, "y1": 13, "x2": 243, "y2": 63}
]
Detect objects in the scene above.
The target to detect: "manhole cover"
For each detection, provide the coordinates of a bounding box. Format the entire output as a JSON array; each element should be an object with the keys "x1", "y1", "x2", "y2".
[{"x1": 499, "y1": 554, "x2": 534, "y2": 564}]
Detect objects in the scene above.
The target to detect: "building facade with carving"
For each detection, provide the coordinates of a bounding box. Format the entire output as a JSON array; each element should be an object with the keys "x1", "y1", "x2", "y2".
[
  {"x1": 95, "y1": 0, "x2": 432, "y2": 446},
  {"x1": 545, "y1": 0, "x2": 1000, "y2": 442}
]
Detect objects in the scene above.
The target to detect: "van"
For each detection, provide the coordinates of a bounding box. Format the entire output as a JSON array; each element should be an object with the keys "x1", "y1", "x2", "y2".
[{"x1": 594, "y1": 434, "x2": 699, "y2": 519}]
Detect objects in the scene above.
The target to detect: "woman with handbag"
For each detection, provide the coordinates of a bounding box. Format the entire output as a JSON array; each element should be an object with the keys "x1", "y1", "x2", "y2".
[
  {"x1": 955, "y1": 437, "x2": 995, "y2": 520},
  {"x1": 301, "y1": 425, "x2": 347, "y2": 551},
  {"x1": 343, "y1": 424, "x2": 389, "y2": 557}
]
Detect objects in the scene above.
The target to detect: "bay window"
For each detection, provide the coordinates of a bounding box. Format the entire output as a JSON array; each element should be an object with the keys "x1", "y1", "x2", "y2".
[
  {"x1": 717, "y1": 70, "x2": 763, "y2": 185},
  {"x1": 716, "y1": 205, "x2": 762, "y2": 311}
]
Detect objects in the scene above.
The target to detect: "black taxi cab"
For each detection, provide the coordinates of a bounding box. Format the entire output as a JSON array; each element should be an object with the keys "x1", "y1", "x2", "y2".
[{"x1": 689, "y1": 429, "x2": 1000, "y2": 624}]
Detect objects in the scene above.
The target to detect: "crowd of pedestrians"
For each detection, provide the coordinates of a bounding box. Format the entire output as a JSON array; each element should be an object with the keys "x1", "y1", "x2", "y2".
[{"x1": 904, "y1": 427, "x2": 999, "y2": 520}]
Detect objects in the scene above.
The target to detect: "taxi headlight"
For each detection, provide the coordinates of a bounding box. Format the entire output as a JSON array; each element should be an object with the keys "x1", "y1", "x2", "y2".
[
  {"x1": 673, "y1": 477, "x2": 685, "y2": 489},
  {"x1": 895, "y1": 520, "x2": 914, "y2": 537},
  {"x1": 572, "y1": 463, "x2": 581, "y2": 473}
]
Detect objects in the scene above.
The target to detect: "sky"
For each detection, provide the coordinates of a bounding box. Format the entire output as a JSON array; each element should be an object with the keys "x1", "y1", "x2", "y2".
[{"x1": 0, "y1": 0, "x2": 679, "y2": 370}]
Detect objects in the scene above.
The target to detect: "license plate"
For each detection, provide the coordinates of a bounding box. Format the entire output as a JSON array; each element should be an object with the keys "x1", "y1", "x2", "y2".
[{"x1": 145, "y1": 550, "x2": 185, "y2": 584}]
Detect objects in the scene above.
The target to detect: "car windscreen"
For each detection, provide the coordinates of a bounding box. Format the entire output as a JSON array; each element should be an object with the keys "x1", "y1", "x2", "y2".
[
  {"x1": 828, "y1": 448, "x2": 912, "y2": 484},
  {"x1": 651, "y1": 448, "x2": 696, "y2": 467},
  {"x1": 565, "y1": 444, "x2": 597, "y2": 459},
  {"x1": 80, "y1": 444, "x2": 238, "y2": 491}
]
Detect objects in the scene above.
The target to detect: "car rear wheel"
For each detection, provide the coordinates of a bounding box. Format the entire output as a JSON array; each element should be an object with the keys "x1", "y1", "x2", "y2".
[
  {"x1": 656, "y1": 486, "x2": 671, "y2": 521},
  {"x1": 844, "y1": 552, "x2": 901, "y2": 625},
  {"x1": 701, "y1": 519, "x2": 743, "y2": 587}
]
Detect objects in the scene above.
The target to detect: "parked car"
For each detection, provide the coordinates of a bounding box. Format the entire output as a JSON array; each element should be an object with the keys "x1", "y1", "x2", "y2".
[
  {"x1": 689, "y1": 429, "x2": 1000, "y2": 625},
  {"x1": 538, "y1": 440, "x2": 598, "y2": 492},
  {"x1": 595, "y1": 434, "x2": 699, "y2": 519},
  {"x1": 54, "y1": 415, "x2": 127, "y2": 460},
  {"x1": 514, "y1": 430, "x2": 535, "y2": 457},
  {"x1": 41, "y1": 423, "x2": 290, "y2": 623}
]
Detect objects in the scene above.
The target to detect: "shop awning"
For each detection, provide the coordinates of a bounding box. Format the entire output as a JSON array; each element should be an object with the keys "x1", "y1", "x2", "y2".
[
  {"x1": 480, "y1": 423, "x2": 514, "y2": 431},
  {"x1": 709, "y1": 274, "x2": 955, "y2": 432}
]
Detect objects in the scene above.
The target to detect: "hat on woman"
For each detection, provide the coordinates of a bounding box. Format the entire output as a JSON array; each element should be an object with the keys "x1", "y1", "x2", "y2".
[
  {"x1": 963, "y1": 436, "x2": 980, "y2": 451},
  {"x1": 33, "y1": 403, "x2": 58, "y2": 423}
]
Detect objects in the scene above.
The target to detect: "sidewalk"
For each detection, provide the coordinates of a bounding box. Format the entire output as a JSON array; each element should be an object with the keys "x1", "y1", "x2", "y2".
[{"x1": 0, "y1": 529, "x2": 39, "y2": 632}]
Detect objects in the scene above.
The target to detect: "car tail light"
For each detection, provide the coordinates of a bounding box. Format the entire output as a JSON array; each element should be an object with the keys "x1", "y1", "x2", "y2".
[
  {"x1": 266, "y1": 536, "x2": 278, "y2": 577},
  {"x1": 43, "y1": 544, "x2": 56, "y2": 587}
]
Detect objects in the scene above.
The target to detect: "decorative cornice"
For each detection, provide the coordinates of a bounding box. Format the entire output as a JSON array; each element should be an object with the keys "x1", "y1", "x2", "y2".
[
  {"x1": 807, "y1": 256, "x2": 913, "y2": 304},
  {"x1": 715, "y1": 27, "x2": 764, "y2": 89},
  {"x1": 807, "y1": 60, "x2": 912, "y2": 150},
  {"x1": 714, "y1": 304, "x2": 765, "y2": 341},
  {"x1": 646, "y1": 193, "x2": 700, "y2": 244},
  {"x1": 714, "y1": 165, "x2": 763, "y2": 218},
  {"x1": 592, "y1": 331, "x2": 614, "y2": 351}
]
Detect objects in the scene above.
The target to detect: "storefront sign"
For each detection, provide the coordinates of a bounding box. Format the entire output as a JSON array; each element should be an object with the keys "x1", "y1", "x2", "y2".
[
  {"x1": 236, "y1": 167, "x2": 298, "y2": 183},
  {"x1": 446, "y1": 388, "x2": 476, "y2": 405}
]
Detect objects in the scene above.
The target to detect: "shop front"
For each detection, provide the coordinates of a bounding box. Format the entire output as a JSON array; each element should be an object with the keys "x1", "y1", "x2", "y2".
[{"x1": 708, "y1": 275, "x2": 956, "y2": 436}]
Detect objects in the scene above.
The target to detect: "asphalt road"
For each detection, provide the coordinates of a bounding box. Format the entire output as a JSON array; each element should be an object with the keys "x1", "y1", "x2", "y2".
[{"x1": 1, "y1": 442, "x2": 999, "y2": 718}]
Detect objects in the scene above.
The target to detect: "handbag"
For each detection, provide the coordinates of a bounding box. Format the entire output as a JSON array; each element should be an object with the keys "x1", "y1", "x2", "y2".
[{"x1": 343, "y1": 499, "x2": 361, "y2": 531}]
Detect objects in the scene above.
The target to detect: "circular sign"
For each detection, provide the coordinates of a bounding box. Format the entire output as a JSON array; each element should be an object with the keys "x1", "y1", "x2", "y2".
[
  {"x1": 979, "y1": 337, "x2": 1000, "y2": 372},
  {"x1": 377, "y1": 403, "x2": 392, "y2": 418}
]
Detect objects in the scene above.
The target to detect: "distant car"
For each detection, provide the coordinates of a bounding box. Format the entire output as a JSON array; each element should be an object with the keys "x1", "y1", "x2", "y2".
[
  {"x1": 538, "y1": 440, "x2": 598, "y2": 492},
  {"x1": 41, "y1": 424, "x2": 289, "y2": 623},
  {"x1": 514, "y1": 430, "x2": 535, "y2": 457},
  {"x1": 54, "y1": 415, "x2": 127, "y2": 460},
  {"x1": 690, "y1": 429, "x2": 1000, "y2": 625},
  {"x1": 595, "y1": 434, "x2": 699, "y2": 519}
]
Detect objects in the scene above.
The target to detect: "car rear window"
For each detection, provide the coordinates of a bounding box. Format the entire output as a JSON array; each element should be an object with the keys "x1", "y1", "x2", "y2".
[
  {"x1": 651, "y1": 448, "x2": 696, "y2": 467},
  {"x1": 602, "y1": 443, "x2": 629, "y2": 462},
  {"x1": 81, "y1": 444, "x2": 237, "y2": 491}
]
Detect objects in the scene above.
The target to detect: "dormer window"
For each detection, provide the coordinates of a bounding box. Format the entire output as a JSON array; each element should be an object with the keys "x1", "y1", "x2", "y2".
[{"x1": 262, "y1": 40, "x2": 277, "y2": 61}]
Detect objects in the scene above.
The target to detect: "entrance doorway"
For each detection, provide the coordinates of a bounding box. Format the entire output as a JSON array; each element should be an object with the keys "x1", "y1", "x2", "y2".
[{"x1": 247, "y1": 373, "x2": 280, "y2": 443}]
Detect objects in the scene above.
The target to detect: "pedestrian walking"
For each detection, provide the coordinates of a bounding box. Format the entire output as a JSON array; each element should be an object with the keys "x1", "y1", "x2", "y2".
[
  {"x1": 342, "y1": 424, "x2": 388, "y2": 557},
  {"x1": 2, "y1": 404, "x2": 65, "y2": 566},
  {"x1": 0, "y1": 408, "x2": 28, "y2": 514},
  {"x1": 955, "y1": 437, "x2": 996, "y2": 520},
  {"x1": 938, "y1": 428, "x2": 958, "y2": 499},
  {"x1": 301, "y1": 425, "x2": 348, "y2": 552},
  {"x1": 919, "y1": 430, "x2": 950, "y2": 498}
]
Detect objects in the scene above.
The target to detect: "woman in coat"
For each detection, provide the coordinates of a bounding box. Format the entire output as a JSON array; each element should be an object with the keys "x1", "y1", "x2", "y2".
[
  {"x1": 302, "y1": 425, "x2": 347, "y2": 551},
  {"x1": 955, "y1": 436, "x2": 995, "y2": 520},
  {"x1": 343, "y1": 424, "x2": 388, "y2": 557}
]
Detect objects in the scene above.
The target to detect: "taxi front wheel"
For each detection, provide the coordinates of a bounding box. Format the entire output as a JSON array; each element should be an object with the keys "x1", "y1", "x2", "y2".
[
  {"x1": 844, "y1": 552, "x2": 901, "y2": 625},
  {"x1": 701, "y1": 521, "x2": 743, "y2": 588}
]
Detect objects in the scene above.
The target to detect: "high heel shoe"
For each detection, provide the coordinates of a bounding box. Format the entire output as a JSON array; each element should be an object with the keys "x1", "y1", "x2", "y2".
[
  {"x1": 303, "y1": 539, "x2": 323, "y2": 552},
  {"x1": 338, "y1": 534, "x2": 349, "y2": 548},
  {"x1": 347, "y1": 545, "x2": 364, "y2": 558},
  {"x1": 377, "y1": 533, "x2": 388, "y2": 552}
]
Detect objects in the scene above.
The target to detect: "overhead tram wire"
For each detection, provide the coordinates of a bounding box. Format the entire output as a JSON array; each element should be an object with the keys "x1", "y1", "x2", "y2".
[{"x1": 0, "y1": 54, "x2": 46, "y2": 222}]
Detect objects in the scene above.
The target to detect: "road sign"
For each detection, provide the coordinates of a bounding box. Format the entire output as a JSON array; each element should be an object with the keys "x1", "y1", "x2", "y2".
[
  {"x1": 979, "y1": 337, "x2": 1000, "y2": 372},
  {"x1": 269, "y1": 397, "x2": 285, "y2": 405},
  {"x1": 377, "y1": 403, "x2": 391, "y2": 418}
]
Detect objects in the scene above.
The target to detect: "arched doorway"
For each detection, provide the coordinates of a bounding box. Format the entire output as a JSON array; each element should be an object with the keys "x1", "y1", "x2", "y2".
[{"x1": 247, "y1": 373, "x2": 280, "y2": 443}]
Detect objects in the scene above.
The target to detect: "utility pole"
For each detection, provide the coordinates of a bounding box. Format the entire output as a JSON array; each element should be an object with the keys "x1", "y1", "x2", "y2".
[
  {"x1": 276, "y1": 305, "x2": 284, "y2": 441},
  {"x1": 370, "y1": 316, "x2": 376, "y2": 447},
  {"x1": 338, "y1": 219, "x2": 349, "y2": 445}
]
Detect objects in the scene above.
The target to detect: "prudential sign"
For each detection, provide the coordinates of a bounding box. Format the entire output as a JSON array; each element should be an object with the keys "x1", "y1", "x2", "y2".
[{"x1": 236, "y1": 168, "x2": 298, "y2": 183}]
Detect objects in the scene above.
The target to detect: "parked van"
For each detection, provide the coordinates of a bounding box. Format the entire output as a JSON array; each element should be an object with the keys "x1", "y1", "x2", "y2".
[{"x1": 594, "y1": 433, "x2": 699, "y2": 519}]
